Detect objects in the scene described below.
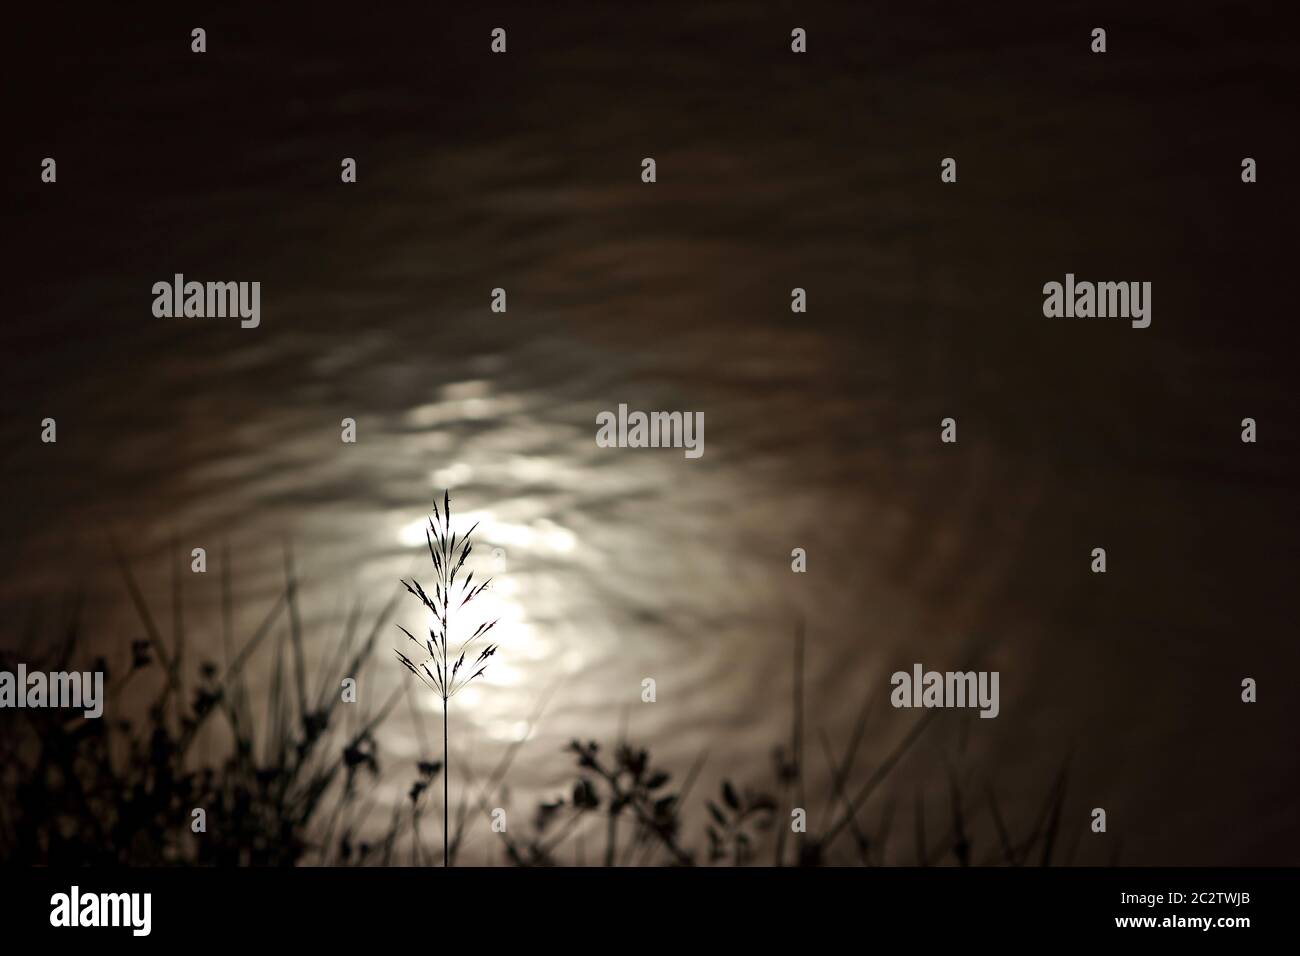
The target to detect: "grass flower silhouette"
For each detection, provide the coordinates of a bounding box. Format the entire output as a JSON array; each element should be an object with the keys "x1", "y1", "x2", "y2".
[{"x1": 394, "y1": 491, "x2": 499, "y2": 867}]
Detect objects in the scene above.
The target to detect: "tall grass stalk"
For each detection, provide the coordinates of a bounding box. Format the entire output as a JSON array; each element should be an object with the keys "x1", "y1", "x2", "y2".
[{"x1": 395, "y1": 492, "x2": 498, "y2": 867}]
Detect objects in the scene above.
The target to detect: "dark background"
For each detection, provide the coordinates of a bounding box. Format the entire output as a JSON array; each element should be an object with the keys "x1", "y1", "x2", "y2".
[{"x1": 3, "y1": 1, "x2": 1298, "y2": 865}]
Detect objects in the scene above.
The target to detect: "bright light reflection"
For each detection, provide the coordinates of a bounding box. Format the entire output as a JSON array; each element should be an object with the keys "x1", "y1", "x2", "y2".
[
  {"x1": 397, "y1": 509, "x2": 576, "y2": 556},
  {"x1": 395, "y1": 505, "x2": 572, "y2": 709}
]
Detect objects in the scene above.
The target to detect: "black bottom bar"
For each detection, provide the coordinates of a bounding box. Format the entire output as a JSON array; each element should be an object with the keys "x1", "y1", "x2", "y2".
[{"x1": 1, "y1": 867, "x2": 1287, "y2": 942}]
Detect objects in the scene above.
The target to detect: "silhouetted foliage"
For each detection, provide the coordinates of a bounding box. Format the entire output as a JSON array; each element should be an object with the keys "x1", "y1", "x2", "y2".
[{"x1": 0, "y1": 544, "x2": 400, "y2": 866}]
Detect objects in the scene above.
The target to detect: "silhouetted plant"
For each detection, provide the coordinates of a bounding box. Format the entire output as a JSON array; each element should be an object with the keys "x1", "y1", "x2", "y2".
[
  {"x1": 485, "y1": 627, "x2": 1077, "y2": 869},
  {"x1": 394, "y1": 491, "x2": 498, "y2": 867},
  {"x1": 1, "y1": 547, "x2": 1078, "y2": 870},
  {"x1": 565, "y1": 739, "x2": 691, "y2": 866},
  {"x1": 705, "y1": 780, "x2": 775, "y2": 866},
  {"x1": 0, "y1": 543, "x2": 400, "y2": 867}
]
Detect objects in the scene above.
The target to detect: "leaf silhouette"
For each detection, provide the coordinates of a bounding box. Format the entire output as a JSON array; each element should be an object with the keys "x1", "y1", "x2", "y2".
[{"x1": 722, "y1": 780, "x2": 740, "y2": 811}]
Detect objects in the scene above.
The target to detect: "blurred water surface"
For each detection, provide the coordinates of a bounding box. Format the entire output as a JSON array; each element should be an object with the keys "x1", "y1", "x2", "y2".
[{"x1": 4, "y1": 2, "x2": 1299, "y2": 863}]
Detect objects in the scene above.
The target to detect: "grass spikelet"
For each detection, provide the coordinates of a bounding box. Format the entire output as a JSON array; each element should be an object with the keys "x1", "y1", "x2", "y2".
[{"x1": 394, "y1": 491, "x2": 499, "y2": 866}]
